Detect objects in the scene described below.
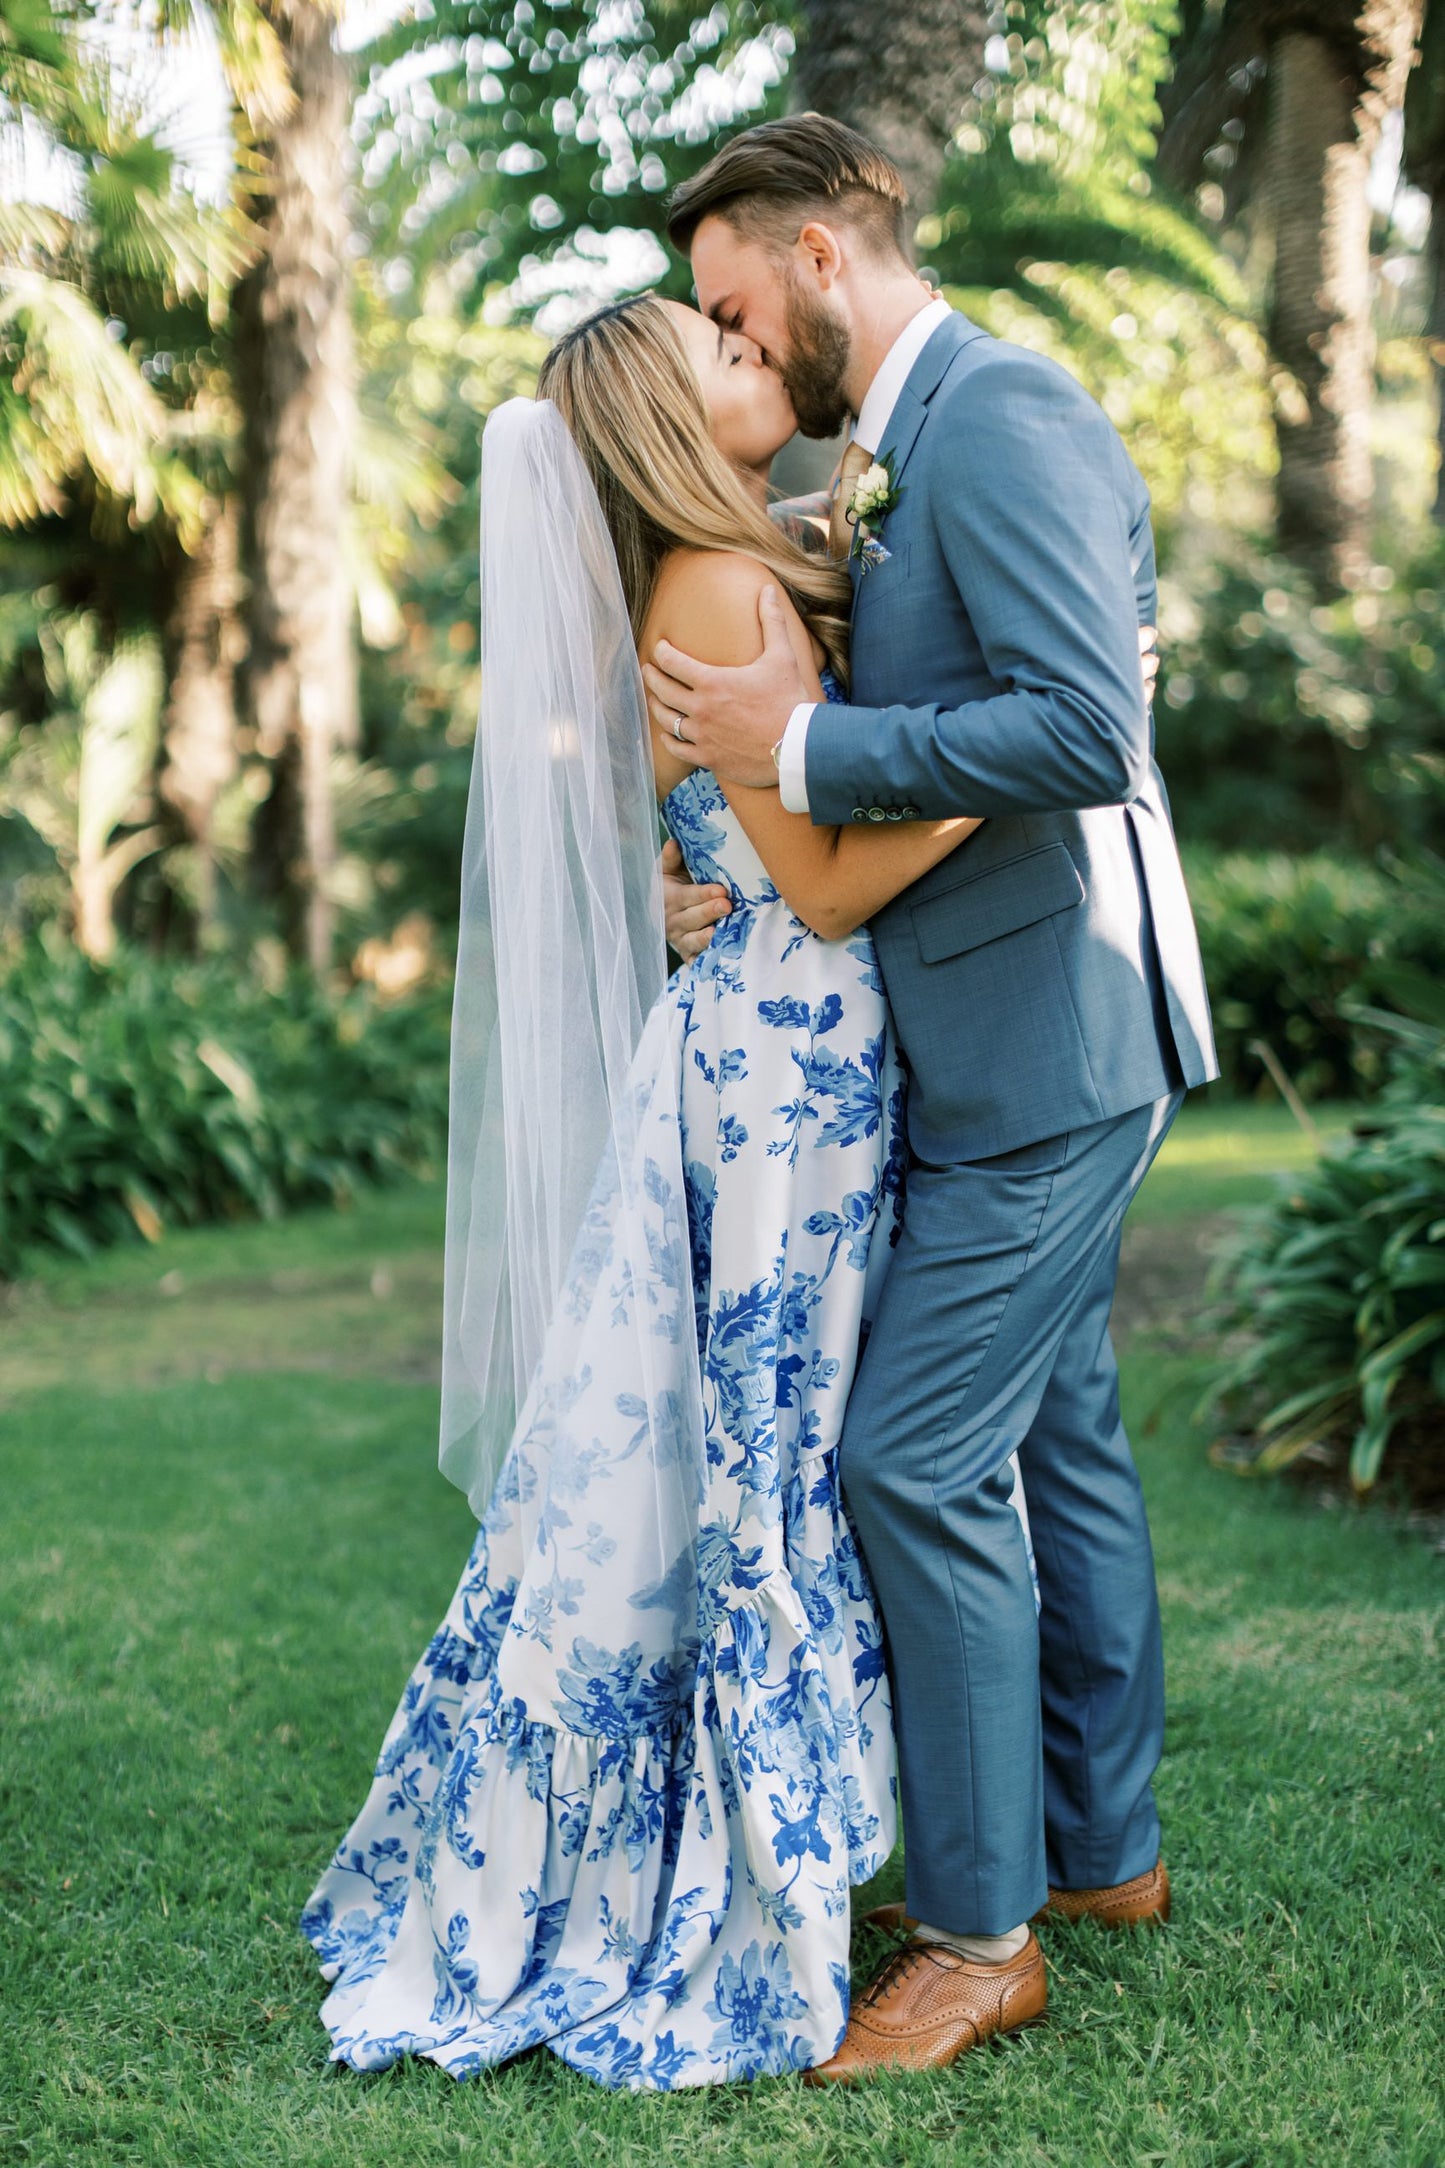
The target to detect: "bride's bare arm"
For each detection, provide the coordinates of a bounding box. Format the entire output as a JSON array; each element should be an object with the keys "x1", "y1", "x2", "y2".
[{"x1": 644, "y1": 550, "x2": 979, "y2": 943}]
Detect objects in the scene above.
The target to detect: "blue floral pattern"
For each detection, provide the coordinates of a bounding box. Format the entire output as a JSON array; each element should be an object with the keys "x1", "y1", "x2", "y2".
[{"x1": 301, "y1": 674, "x2": 1013, "y2": 2089}]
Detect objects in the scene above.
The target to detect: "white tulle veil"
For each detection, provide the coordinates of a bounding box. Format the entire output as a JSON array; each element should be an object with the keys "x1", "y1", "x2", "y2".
[{"x1": 439, "y1": 395, "x2": 705, "y2": 1611}]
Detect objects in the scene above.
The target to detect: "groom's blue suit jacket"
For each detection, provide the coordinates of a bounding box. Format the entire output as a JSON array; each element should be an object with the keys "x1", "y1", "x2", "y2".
[{"x1": 807, "y1": 309, "x2": 1218, "y2": 1162}]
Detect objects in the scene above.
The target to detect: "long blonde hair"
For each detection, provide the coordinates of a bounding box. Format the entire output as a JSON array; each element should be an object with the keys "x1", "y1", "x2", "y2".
[{"x1": 536, "y1": 294, "x2": 850, "y2": 683}]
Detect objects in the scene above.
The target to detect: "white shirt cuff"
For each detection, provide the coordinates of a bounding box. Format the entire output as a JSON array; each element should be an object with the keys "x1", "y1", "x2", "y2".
[{"x1": 778, "y1": 702, "x2": 816, "y2": 815}]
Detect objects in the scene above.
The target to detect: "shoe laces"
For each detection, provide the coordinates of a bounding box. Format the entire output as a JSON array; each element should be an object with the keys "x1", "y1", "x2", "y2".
[{"x1": 860, "y1": 1936, "x2": 949, "y2": 2008}]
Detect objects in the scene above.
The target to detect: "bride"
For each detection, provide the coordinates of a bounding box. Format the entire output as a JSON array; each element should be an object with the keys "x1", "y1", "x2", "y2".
[{"x1": 300, "y1": 294, "x2": 1002, "y2": 2090}]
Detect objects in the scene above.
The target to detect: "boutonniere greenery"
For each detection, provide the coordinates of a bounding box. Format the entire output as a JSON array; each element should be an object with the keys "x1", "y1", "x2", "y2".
[{"x1": 848, "y1": 450, "x2": 902, "y2": 570}]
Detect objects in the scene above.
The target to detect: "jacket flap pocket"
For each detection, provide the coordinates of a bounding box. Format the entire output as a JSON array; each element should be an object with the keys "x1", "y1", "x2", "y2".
[{"x1": 911, "y1": 843, "x2": 1085, "y2": 965}]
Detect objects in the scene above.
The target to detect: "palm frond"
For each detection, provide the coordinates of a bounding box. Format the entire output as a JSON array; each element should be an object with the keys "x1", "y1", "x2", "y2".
[
  {"x1": 0, "y1": 0, "x2": 74, "y2": 119},
  {"x1": 0, "y1": 263, "x2": 164, "y2": 522},
  {"x1": 929, "y1": 165, "x2": 1248, "y2": 312},
  {"x1": 89, "y1": 155, "x2": 254, "y2": 300},
  {"x1": 351, "y1": 398, "x2": 456, "y2": 528},
  {"x1": 212, "y1": 0, "x2": 294, "y2": 135},
  {"x1": 56, "y1": 61, "x2": 256, "y2": 301},
  {"x1": 0, "y1": 197, "x2": 68, "y2": 261}
]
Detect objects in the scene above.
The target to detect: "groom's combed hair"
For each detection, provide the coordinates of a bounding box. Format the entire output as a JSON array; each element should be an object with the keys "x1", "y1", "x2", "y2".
[{"x1": 666, "y1": 113, "x2": 911, "y2": 260}]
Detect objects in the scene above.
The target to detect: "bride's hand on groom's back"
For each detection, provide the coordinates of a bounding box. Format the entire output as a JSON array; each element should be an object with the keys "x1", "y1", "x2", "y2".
[{"x1": 662, "y1": 837, "x2": 731, "y2": 961}]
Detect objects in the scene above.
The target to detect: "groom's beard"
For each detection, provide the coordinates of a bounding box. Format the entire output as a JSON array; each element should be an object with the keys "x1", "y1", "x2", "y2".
[{"x1": 776, "y1": 277, "x2": 853, "y2": 440}]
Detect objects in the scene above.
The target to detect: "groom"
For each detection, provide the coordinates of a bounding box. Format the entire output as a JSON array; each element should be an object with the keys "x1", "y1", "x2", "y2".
[{"x1": 648, "y1": 115, "x2": 1218, "y2": 2081}]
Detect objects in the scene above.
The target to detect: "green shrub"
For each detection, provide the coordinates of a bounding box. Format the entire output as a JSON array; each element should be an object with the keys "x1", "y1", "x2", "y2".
[
  {"x1": 1209, "y1": 855, "x2": 1445, "y2": 1495},
  {"x1": 0, "y1": 940, "x2": 451, "y2": 1279},
  {"x1": 1156, "y1": 542, "x2": 1445, "y2": 856},
  {"x1": 1185, "y1": 849, "x2": 1445, "y2": 1100}
]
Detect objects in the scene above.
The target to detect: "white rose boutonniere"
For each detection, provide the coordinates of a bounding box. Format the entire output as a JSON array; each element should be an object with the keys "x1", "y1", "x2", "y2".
[{"x1": 846, "y1": 449, "x2": 902, "y2": 571}]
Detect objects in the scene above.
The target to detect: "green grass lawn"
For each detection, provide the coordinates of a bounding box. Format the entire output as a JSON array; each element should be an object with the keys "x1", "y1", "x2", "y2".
[{"x1": 2, "y1": 1099, "x2": 1440, "y2": 2167}]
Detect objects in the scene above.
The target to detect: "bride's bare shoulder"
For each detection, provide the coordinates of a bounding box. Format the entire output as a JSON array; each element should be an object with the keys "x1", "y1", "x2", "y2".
[
  {"x1": 651, "y1": 546, "x2": 774, "y2": 615},
  {"x1": 645, "y1": 548, "x2": 793, "y2": 666}
]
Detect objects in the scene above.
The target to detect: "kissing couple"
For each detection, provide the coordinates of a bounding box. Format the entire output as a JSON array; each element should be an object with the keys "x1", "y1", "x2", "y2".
[{"x1": 300, "y1": 112, "x2": 1218, "y2": 2091}]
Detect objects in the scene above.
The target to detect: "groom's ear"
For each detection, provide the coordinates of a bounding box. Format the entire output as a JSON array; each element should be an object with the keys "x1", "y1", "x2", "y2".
[{"x1": 796, "y1": 220, "x2": 844, "y2": 291}]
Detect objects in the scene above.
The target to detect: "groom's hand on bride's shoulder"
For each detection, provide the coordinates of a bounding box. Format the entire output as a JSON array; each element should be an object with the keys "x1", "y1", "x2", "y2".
[
  {"x1": 643, "y1": 586, "x2": 807, "y2": 792},
  {"x1": 661, "y1": 837, "x2": 731, "y2": 961}
]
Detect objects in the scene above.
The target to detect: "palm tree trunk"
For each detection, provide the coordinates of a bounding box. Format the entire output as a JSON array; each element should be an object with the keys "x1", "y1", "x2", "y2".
[
  {"x1": 791, "y1": 0, "x2": 989, "y2": 219},
  {"x1": 159, "y1": 502, "x2": 243, "y2": 940},
  {"x1": 236, "y1": 0, "x2": 356, "y2": 977},
  {"x1": 1265, "y1": 6, "x2": 1421, "y2": 591}
]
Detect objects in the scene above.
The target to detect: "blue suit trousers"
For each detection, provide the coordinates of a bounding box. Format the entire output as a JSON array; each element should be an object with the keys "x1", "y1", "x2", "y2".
[{"x1": 839, "y1": 1089, "x2": 1183, "y2": 1935}]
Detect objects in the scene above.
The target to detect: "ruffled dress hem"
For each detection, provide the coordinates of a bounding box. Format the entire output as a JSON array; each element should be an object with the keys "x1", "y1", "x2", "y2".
[{"x1": 300, "y1": 1450, "x2": 895, "y2": 2092}]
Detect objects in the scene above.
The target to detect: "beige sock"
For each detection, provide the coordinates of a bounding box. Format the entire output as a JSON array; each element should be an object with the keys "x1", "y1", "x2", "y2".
[{"x1": 914, "y1": 1920, "x2": 1030, "y2": 1965}]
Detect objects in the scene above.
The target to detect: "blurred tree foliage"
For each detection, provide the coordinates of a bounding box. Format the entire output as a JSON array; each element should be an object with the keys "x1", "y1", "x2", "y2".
[
  {"x1": 919, "y1": 1, "x2": 1278, "y2": 540},
  {"x1": 0, "y1": 0, "x2": 252, "y2": 538},
  {"x1": 356, "y1": 1, "x2": 794, "y2": 303},
  {"x1": 0, "y1": 0, "x2": 247, "y2": 548},
  {"x1": 0, "y1": 0, "x2": 1438, "y2": 1112}
]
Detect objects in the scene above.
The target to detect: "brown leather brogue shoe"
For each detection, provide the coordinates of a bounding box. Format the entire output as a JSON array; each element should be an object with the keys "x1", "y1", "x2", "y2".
[
  {"x1": 802, "y1": 1932, "x2": 1047, "y2": 2085},
  {"x1": 1032, "y1": 1858, "x2": 1170, "y2": 1929}
]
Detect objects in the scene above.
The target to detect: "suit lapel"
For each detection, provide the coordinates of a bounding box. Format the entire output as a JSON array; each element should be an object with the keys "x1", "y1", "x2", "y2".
[
  {"x1": 873, "y1": 384, "x2": 929, "y2": 501},
  {"x1": 847, "y1": 545, "x2": 864, "y2": 608},
  {"x1": 877, "y1": 310, "x2": 987, "y2": 494},
  {"x1": 849, "y1": 310, "x2": 987, "y2": 623}
]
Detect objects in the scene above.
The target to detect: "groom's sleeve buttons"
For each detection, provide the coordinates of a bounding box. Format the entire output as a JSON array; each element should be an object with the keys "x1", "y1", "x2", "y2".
[{"x1": 845, "y1": 801, "x2": 924, "y2": 823}]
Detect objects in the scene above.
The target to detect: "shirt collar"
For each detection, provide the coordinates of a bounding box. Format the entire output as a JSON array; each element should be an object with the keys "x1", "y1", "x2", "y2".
[{"x1": 852, "y1": 295, "x2": 953, "y2": 456}]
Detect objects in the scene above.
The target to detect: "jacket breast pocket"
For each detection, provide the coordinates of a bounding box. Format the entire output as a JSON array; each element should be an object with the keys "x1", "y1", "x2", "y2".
[
  {"x1": 911, "y1": 842, "x2": 1085, "y2": 964},
  {"x1": 850, "y1": 541, "x2": 912, "y2": 615}
]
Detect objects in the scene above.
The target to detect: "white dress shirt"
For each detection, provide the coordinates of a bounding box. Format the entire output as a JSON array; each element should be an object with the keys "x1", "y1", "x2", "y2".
[{"x1": 777, "y1": 295, "x2": 952, "y2": 816}]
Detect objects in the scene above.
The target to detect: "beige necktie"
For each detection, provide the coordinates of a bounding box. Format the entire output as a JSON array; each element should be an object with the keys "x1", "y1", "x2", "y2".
[{"x1": 829, "y1": 436, "x2": 875, "y2": 561}]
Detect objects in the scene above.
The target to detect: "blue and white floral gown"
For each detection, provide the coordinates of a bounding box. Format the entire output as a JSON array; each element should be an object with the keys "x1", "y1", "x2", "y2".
[{"x1": 301, "y1": 673, "x2": 911, "y2": 2088}]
